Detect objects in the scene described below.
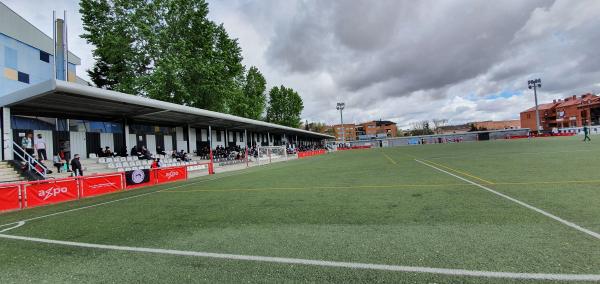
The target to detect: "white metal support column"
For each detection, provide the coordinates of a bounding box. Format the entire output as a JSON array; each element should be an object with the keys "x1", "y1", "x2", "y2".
[
  {"x1": 124, "y1": 122, "x2": 130, "y2": 154},
  {"x1": 187, "y1": 124, "x2": 196, "y2": 154},
  {"x1": 2, "y1": 107, "x2": 13, "y2": 160},
  {"x1": 208, "y1": 125, "x2": 213, "y2": 150},
  {"x1": 267, "y1": 132, "x2": 271, "y2": 146},
  {"x1": 244, "y1": 129, "x2": 248, "y2": 167}
]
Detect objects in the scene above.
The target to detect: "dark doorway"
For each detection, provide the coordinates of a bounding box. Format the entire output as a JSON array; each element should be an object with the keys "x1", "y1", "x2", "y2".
[
  {"x1": 86, "y1": 132, "x2": 101, "y2": 157},
  {"x1": 478, "y1": 132, "x2": 490, "y2": 141},
  {"x1": 113, "y1": 133, "x2": 125, "y2": 156}
]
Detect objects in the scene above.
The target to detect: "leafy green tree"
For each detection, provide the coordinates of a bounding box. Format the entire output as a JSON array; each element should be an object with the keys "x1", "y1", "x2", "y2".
[
  {"x1": 266, "y1": 86, "x2": 304, "y2": 128},
  {"x1": 230, "y1": 66, "x2": 267, "y2": 119},
  {"x1": 80, "y1": 0, "x2": 244, "y2": 112}
]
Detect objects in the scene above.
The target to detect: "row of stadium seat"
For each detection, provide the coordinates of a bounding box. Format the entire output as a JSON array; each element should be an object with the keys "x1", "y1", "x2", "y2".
[
  {"x1": 218, "y1": 159, "x2": 244, "y2": 166},
  {"x1": 116, "y1": 165, "x2": 152, "y2": 172},
  {"x1": 108, "y1": 160, "x2": 152, "y2": 168},
  {"x1": 108, "y1": 160, "x2": 200, "y2": 169},
  {"x1": 114, "y1": 161, "x2": 205, "y2": 172},
  {"x1": 98, "y1": 156, "x2": 139, "y2": 163}
]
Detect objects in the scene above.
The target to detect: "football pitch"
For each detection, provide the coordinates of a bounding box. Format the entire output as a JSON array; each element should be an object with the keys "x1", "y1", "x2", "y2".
[{"x1": 0, "y1": 137, "x2": 599, "y2": 283}]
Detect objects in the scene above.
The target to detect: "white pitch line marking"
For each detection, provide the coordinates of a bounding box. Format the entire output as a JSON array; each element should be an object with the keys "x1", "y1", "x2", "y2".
[
  {"x1": 0, "y1": 221, "x2": 25, "y2": 233},
  {"x1": 415, "y1": 159, "x2": 600, "y2": 240},
  {"x1": 0, "y1": 233, "x2": 598, "y2": 281}
]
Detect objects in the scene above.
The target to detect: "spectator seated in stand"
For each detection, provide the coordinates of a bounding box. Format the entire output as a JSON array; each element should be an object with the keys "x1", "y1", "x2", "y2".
[
  {"x1": 131, "y1": 146, "x2": 150, "y2": 159},
  {"x1": 174, "y1": 150, "x2": 191, "y2": 162},
  {"x1": 156, "y1": 146, "x2": 166, "y2": 156},
  {"x1": 52, "y1": 153, "x2": 67, "y2": 173},
  {"x1": 140, "y1": 146, "x2": 152, "y2": 160},
  {"x1": 103, "y1": 146, "x2": 116, "y2": 157}
]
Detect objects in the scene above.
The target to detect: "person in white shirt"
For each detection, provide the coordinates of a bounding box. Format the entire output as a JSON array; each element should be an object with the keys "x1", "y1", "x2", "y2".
[
  {"x1": 21, "y1": 133, "x2": 34, "y2": 157},
  {"x1": 34, "y1": 134, "x2": 48, "y2": 161}
]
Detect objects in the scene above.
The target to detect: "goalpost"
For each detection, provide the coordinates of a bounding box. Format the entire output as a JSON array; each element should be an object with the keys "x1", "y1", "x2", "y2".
[{"x1": 255, "y1": 146, "x2": 288, "y2": 165}]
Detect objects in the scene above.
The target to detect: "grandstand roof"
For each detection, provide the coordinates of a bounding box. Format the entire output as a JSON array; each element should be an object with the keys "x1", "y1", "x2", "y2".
[{"x1": 0, "y1": 79, "x2": 333, "y2": 139}]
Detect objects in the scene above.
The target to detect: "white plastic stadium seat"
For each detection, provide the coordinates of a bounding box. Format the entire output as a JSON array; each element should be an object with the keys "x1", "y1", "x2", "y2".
[
  {"x1": 115, "y1": 162, "x2": 123, "y2": 168},
  {"x1": 89, "y1": 153, "x2": 97, "y2": 159},
  {"x1": 126, "y1": 157, "x2": 133, "y2": 161},
  {"x1": 120, "y1": 157, "x2": 127, "y2": 162},
  {"x1": 98, "y1": 157, "x2": 106, "y2": 163},
  {"x1": 117, "y1": 168, "x2": 125, "y2": 172},
  {"x1": 135, "y1": 161, "x2": 142, "y2": 166},
  {"x1": 105, "y1": 158, "x2": 113, "y2": 163},
  {"x1": 133, "y1": 156, "x2": 139, "y2": 161},
  {"x1": 108, "y1": 163, "x2": 116, "y2": 169},
  {"x1": 125, "y1": 167, "x2": 132, "y2": 171}
]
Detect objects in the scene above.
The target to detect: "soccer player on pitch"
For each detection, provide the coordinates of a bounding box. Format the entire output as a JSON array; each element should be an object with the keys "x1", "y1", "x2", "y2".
[{"x1": 583, "y1": 124, "x2": 591, "y2": 142}]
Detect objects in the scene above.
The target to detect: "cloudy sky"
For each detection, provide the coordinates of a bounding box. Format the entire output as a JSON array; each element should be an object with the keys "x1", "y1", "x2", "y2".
[{"x1": 5, "y1": 0, "x2": 600, "y2": 128}]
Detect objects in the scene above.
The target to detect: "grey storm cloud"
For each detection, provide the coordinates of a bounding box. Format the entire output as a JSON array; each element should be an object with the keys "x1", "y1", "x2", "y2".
[
  {"x1": 266, "y1": 0, "x2": 551, "y2": 97},
  {"x1": 250, "y1": 0, "x2": 600, "y2": 125}
]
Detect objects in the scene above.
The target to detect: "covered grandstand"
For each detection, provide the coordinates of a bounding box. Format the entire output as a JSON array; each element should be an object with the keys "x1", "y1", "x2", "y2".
[{"x1": 0, "y1": 79, "x2": 332, "y2": 181}]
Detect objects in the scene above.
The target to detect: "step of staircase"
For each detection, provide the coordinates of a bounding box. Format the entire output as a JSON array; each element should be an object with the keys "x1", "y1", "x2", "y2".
[{"x1": 0, "y1": 161, "x2": 24, "y2": 184}]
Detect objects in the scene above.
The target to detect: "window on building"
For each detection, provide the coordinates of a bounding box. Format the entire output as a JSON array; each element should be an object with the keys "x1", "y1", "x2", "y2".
[
  {"x1": 39, "y1": 51, "x2": 50, "y2": 63},
  {"x1": 17, "y1": 72, "x2": 29, "y2": 84},
  {"x1": 216, "y1": 131, "x2": 222, "y2": 141}
]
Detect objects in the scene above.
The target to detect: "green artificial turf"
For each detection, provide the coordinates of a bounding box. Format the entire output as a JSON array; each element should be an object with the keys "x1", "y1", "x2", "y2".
[{"x1": 0, "y1": 136, "x2": 598, "y2": 283}]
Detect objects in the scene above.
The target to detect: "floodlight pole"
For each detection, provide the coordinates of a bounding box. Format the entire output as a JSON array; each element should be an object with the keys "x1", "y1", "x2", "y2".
[
  {"x1": 336, "y1": 102, "x2": 345, "y2": 144},
  {"x1": 528, "y1": 79, "x2": 542, "y2": 133}
]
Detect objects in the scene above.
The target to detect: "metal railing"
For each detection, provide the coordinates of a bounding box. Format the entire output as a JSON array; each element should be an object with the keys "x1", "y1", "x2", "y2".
[{"x1": 12, "y1": 140, "x2": 48, "y2": 178}]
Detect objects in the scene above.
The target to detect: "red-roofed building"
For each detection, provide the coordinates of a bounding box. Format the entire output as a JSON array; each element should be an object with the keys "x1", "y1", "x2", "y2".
[
  {"x1": 520, "y1": 101, "x2": 559, "y2": 131},
  {"x1": 520, "y1": 93, "x2": 599, "y2": 130}
]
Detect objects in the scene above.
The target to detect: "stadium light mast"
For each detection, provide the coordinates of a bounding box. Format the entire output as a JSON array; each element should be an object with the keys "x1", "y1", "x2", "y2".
[
  {"x1": 528, "y1": 78, "x2": 542, "y2": 133},
  {"x1": 336, "y1": 102, "x2": 345, "y2": 144}
]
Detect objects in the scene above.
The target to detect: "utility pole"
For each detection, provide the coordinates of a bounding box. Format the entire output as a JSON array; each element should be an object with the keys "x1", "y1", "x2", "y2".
[{"x1": 528, "y1": 79, "x2": 542, "y2": 133}]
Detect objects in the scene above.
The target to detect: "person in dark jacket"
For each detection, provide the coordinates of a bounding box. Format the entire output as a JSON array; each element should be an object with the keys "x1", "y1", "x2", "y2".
[{"x1": 71, "y1": 154, "x2": 84, "y2": 176}]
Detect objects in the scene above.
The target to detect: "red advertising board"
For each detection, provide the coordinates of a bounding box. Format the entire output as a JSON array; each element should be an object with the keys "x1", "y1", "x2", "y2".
[
  {"x1": 80, "y1": 173, "x2": 124, "y2": 198},
  {"x1": 24, "y1": 178, "x2": 79, "y2": 208},
  {"x1": 156, "y1": 166, "x2": 187, "y2": 184},
  {"x1": 0, "y1": 184, "x2": 21, "y2": 212},
  {"x1": 298, "y1": 149, "x2": 326, "y2": 158}
]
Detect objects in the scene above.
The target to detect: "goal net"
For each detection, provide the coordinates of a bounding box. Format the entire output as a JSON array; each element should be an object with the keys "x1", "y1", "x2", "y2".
[{"x1": 255, "y1": 146, "x2": 288, "y2": 165}]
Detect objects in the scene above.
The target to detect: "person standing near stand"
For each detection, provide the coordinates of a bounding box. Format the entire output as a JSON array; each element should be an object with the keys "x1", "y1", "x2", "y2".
[{"x1": 34, "y1": 133, "x2": 48, "y2": 161}]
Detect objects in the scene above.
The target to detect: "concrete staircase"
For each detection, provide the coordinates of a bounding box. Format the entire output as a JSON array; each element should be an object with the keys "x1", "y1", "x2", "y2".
[{"x1": 0, "y1": 161, "x2": 25, "y2": 184}]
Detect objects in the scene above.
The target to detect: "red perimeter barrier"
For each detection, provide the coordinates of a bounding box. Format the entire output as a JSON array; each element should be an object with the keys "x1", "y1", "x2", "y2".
[
  {"x1": 156, "y1": 166, "x2": 187, "y2": 184},
  {"x1": 0, "y1": 184, "x2": 22, "y2": 212},
  {"x1": 338, "y1": 145, "x2": 372, "y2": 151},
  {"x1": 80, "y1": 173, "x2": 125, "y2": 198},
  {"x1": 508, "y1": 133, "x2": 576, "y2": 139},
  {"x1": 0, "y1": 161, "x2": 213, "y2": 213},
  {"x1": 24, "y1": 178, "x2": 79, "y2": 208},
  {"x1": 298, "y1": 149, "x2": 326, "y2": 159}
]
